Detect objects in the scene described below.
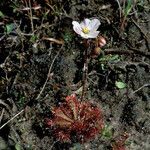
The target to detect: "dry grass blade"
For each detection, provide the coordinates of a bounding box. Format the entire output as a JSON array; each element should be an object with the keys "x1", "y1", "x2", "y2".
[
  {"x1": 42, "y1": 37, "x2": 64, "y2": 45},
  {"x1": 36, "y1": 46, "x2": 63, "y2": 100},
  {"x1": 28, "y1": 0, "x2": 34, "y2": 33},
  {"x1": 115, "y1": 0, "x2": 122, "y2": 19},
  {"x1": 0, "y1": 109, "x2": 24, "y2": 130},
  {"x1": 0, "y1": 108, "x2": 5, "y2": 123},
  {"x1": 132, "y1": 83, "x2": 150, "y2": 94}
]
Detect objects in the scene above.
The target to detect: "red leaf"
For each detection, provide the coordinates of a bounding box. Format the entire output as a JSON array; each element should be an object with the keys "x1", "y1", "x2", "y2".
[
  {"x1": 66, "y1": 94, "x2": 79, "y2": 120},
  {"x1": 46, "y1": 95, "x2": 104, "y2": 143}
]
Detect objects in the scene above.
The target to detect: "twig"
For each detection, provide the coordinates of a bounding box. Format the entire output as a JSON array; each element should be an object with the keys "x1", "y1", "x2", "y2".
[
  {"x1": 0, "y1": 109, "x2": 24, "y2": 130},
  {"x1": 132, "y1": 83, "x2": 150, "y2": 94},
  {"x1": 28, "y1": 0, "x2": 34, "y2": 33},
  {"x1": 132, "y1": 18, "x2": 150, "y2": 51},
  {"x1": 36, "y1": 46, "x2": 63, "y2": 100},
  {"x1": 0, "y1": 35, "x2": 6, "y2": 41},
  {"x1": 132, "y1": 19, "x2": 149, "y2": 40},
  {"x1": 104, "y1": 48, "x2": 150, "y2": 57}
]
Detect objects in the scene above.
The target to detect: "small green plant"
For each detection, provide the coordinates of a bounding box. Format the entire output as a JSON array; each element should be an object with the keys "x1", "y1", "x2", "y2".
[
  {"x1": 30, "y1": 35, "x2": 38, "y2": 43},
  {"x1": 5, "y1": 23, "x2": 14, "y2": 34},
  {"x1": 15, "y1": 143, "x2": 21, "y2": 150},
  {"x1": 121, "y1": 0, "x2": 135, "y2": 30},
  {"x1": 0, "y1": 10, "x2": 4, "y2": 18},
  {"x1": 99, "y1": 54, "x2": 120, "y2": 63},
  {"x1": 63, "y1": 30, "x2": 73, "y2": 43},
  {"x1": 99, "y1": 54, "x2": 120, "y2": 70},
  {"x1": 115, "y1": 81, "x2": 126, "y2": 89},
  {"x1": 70, "y1": 143, "x2": 84, "y2": 150},
  {"x1": 124, "y1": 0, "x2": 132, "y2": 18},
  {"x1": 101, "y1": 124, "x2": 113, "y2": 139}
]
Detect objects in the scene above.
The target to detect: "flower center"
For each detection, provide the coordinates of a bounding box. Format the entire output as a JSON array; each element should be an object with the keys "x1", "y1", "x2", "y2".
[{"x1": 82, "y1": 27, "x2": 90, "y2": 34}]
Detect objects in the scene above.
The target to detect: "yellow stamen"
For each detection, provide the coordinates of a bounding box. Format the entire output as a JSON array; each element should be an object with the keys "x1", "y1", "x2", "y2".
[{"x1": 82, "y1": 27, "x2": 90, "y2": 34}]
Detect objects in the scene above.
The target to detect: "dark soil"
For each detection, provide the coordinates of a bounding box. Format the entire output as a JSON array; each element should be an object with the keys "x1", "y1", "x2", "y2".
[{"x1": 0, "y1": 0, "x2": 150, "y2": 150}]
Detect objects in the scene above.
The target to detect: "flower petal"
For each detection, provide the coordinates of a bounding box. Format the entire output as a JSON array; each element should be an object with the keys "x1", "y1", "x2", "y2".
[
  {"x1": 80, "y1": 32, "x2": 90, "y2": 39},
  {"x1": 72, "y1": 21, "x2": 82, "y2": 34},
  {"x1": 87, "y1": 31, "x2": 100, "y2": 38},
  {"x1": 80, "y1": 18, "x2": 91, "y2": 28},
  {"x1": 90, "y1": 19, "x2": 101, "y2": 31}
]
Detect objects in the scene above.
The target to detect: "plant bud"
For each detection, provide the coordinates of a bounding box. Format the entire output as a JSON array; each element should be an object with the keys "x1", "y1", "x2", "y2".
[
  {"x1": 98, "y1": 36, "x2": 106, "y2": 47},
  {"x1": 91, "y1": 47, "x2": 101, "y2": 58}
]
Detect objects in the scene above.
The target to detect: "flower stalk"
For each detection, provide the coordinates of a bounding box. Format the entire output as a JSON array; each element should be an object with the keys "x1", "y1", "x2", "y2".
[
  {"x1": 81, "y1": 40, "x2": 90, "y2": 101},
  {"x1": 72, "y1": 18, "x2": 102, "y2": 101}
]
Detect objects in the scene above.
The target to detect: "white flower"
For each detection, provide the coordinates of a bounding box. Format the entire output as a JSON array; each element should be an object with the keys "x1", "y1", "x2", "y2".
[{"x1": 72, "y1": 18, "x2": 101, "y2": 39}]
